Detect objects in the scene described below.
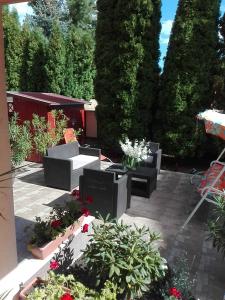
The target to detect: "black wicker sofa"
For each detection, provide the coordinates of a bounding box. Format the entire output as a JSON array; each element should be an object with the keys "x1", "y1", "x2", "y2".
[{"x1": 43, "y1": 142, "x2": 101, "y2": 191}]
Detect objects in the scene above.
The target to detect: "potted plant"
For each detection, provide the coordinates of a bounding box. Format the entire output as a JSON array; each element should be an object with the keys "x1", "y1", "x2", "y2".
[
  {"x1": 20, "y1": 271, "x2": 117, "y2": 299},
  {"x1": 119, "y1": 137, "x2": 151, "y2": 170},
  {"x1": 9, "y1": 112, "x2": 32, "y2": 169},
  {"x1": 82, "y1": 215, "x2": 167, "y2": 300},
  {"x1": 27, "y1": 191, "x2": 91, "y2": 259}
]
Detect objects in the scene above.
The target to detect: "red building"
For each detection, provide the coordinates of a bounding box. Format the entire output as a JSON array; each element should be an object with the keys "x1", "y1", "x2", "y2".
[
  {"x1": 7, "y1": 92, "x2": 89, "y2": 162},
  {"x1": 7, "y1": 91, "x2": 87, "y2": 131}
]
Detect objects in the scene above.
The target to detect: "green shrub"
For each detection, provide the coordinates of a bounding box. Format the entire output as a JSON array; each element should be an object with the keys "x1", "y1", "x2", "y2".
[
  {"x1": 9, "y1": 112, "x2": 32, "y2": 167},
  {"x1": 82, "y1": 216, "x2": 167, "y2": 299},
  {"x1": 32, "y1": 109, "x2": 68, "y2": 155},
  {"x1": 208, "y1": 196, "x2": 225, "y2": 257},
  {"x1": 27, "y1": 272, "x2": 117, "y2": 299},
  {"x1": 29, "y1": 200, "x2": 81, "y2": 247}
]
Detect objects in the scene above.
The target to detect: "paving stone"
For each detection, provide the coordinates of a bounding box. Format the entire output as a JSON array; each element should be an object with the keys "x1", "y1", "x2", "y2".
[{"x1": 12, "y1": 163, "x2": 225, "y2": 300}]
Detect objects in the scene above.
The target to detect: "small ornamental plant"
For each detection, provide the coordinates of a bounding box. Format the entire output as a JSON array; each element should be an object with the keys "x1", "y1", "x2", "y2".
[
  {"x1": 119, "y1": 137, "x2": 151, "y2": 169},
  {"x1": 28, "y1": 190, "x2": 91, "y2": 248},
  {"x1": 82, "y1": 215, "x2": 167, "y2": 299},
  {"x1": 29, "y1": 200, "x2": 81, "y2": 247},
  {"x1": 208, "y1": 195, "x2": 225, "y2": 258},
  {"x1": 26, "y1": 271, "x2": 118, "y2": 299}
]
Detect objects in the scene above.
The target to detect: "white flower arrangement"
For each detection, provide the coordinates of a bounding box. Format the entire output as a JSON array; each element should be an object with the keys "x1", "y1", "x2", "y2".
[{"x1": 120, "y1": 137, "x2": 151, "y2": 169}]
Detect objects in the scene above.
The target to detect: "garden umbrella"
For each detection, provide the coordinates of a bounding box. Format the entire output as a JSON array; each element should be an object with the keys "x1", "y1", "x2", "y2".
[{"x1": 197, "y1": 109, "x2": 225, "y2": 141}]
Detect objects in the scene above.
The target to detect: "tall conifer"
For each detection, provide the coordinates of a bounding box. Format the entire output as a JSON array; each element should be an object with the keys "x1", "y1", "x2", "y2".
[
  {"x1": 20, "y1": 23, "x2": 47, "y2": 91},
  {"x1": 95, "y1": 0, "x2": 161, "y2": 148},
  {"x1": 156, "y1": 0, "x2": 221, "y2": 157},
  {"x1": 64, "y1": 27, "x2": 95, "y2": 99},
  {"x1": 3, "y1": 7, "x2": 22, "y2": 90},
  {"x1": 45, "y1": 22, "x2": 66, "y2": 94}
]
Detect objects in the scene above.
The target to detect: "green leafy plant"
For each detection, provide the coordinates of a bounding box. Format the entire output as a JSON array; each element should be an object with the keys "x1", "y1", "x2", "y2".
[
  {"x1": 153, "y1": 255, "x2": 196, "y2": 300},
  {"x1": 28, "y1": 200, "x2": 81, "y2": 247},
  {"x1": 208, "y1": 195, "x2": 225, "y2": 257},
  {"x1": 9, "y1": 112, "x2": 32, "y2": 167},
  {"x1": 32, "y1": 109, "x2": 68, "y2": 155},
  {"x1": 27, "y1": 271, "x2": 117, "y2": 299},
  {"x1": 82, "y1": 215, "x2": 167, "y2": 299}
]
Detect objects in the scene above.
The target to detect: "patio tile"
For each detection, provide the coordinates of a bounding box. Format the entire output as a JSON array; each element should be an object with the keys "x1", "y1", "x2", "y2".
[{"x1": 13, "y1": 164, "x2": 225, "y2": 300}]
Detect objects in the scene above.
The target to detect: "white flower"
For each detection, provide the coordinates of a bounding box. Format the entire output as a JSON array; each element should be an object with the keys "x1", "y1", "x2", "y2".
[{"x1": 120, "y1": 138, "x2": 151, "y2": 163}]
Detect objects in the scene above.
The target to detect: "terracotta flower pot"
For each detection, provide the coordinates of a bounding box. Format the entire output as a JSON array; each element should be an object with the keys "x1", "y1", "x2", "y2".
[
  {"x1": 28, "y1": 215, "x2": 85, "y2": 260},
  {"x1": 19, "y1": 277, "x2": 71, "y2": 299},
  {"x1": 19, "y1": 277, "x2": 46, "y2": 300}
]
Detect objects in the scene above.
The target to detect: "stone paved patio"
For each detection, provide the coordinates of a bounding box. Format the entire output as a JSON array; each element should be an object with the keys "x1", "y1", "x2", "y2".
[{"x1": 13, "y1": 162, "x2": 225, "y2": 300}]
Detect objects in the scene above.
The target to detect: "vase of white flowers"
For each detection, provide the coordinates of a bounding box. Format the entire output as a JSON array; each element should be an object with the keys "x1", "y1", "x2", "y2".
[{"x1": 119, "y1": 138, "x2": 151, "y2": 170}]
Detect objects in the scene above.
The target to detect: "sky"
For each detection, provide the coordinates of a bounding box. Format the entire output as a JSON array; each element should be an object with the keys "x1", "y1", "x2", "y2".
[{"x1": 9, "y1": 0, "x2": 225, "y2": 69}]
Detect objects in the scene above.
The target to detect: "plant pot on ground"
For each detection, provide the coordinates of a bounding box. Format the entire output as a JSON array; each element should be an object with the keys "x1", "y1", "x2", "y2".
[
  {"x1": 27, "y1": 192, "x2": 91, "y2": 259},
  {"x1": 20, "y1": 271, "x2": 118, "y2": 300}
]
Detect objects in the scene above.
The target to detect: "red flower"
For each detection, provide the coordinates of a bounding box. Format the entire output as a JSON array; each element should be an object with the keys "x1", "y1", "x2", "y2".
[
  {"x1": 51, "y1": 219, "x2": 62, "y2": 228},
  {"x1": 86, "y1": 195, "x2": 93, "y2": 204},
  {"x1": 81, "y1": 207, "x2": 90, "y2": 217},
  {"x1": 72, "y1": 189, "x2": 80, "y2": 198},
  {"x1": 60, "y1": 293, "x2": 74, "y2": 300},
  {"x1": 50, "y1": 260, "x2": 59, "y2": 270},
  {"x1": 82, "y1": 223, "x2": 89, "y2": 233},
  {"x1": 169, "y1": 287, "x2": 182, "y2": 299}
]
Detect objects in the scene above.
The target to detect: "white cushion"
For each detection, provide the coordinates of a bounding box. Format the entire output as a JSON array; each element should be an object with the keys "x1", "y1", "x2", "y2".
[{"x1": 69, "y1": 154, "x2": 98, "y2": 170}]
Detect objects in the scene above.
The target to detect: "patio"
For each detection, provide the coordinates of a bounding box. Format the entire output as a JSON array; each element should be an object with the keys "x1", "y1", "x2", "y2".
[{"x1": 13, "y1": 162, "x2": 225, "y2": 300}]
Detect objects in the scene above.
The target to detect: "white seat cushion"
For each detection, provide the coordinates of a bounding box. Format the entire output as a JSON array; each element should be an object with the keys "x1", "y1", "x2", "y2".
[{"x1": 69, "y1": 154, "x2": 98, "y2": 170}]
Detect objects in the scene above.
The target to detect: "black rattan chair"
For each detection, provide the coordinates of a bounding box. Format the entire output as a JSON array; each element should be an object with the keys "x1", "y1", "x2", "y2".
[
  {"x1": 79, "y1": 168, "x2": 127, "y2": 219},
  {"x1": 43, "y1": 142, "x2": 100, "y2": 191}
]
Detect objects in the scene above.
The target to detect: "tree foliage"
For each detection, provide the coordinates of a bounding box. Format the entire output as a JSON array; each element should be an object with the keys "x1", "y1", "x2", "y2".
[
  {"x1": 67, "y1": 0, "x2": 96, "y2": 29},
  {"x1": 95, "y1": 0, "x2": 161, "y2": 149},
  {"x1": 28, "y1": 0, "x2": 69, "y2": 37},
  {"x1": 45, "y1": 22, "x2": 66, "y2": 94},
  {"x1": 214, "y1": 12, "x2": 225, "y2": 109},
  {"x1": 64, "y1": 27, "x2": 95, "y2": 99},
  {"x1": 156, "y1": 0, "x2": 221, "y2": 158},
  {"x1": 20, "y1": 22, "x2": 47, "y2": 91},
  {"x1": 3, "y1": 6, "x2": 22, "y2": 90}
]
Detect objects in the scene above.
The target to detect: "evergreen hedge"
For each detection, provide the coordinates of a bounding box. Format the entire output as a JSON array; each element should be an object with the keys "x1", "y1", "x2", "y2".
[
  {"x1": 95, "y1": 0, "x2": 161, "y2": 149},
  {"x1": 3, "y1": 7, "x2": 22, "y2": 90},
  {"x1": 156, "y1": 0, "x2": 221, "y2": 158}
]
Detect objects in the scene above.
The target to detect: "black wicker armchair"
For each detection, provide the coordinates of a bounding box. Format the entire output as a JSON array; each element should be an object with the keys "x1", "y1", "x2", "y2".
[
  {"x1": 79, "y1": 168, "x2": 128, "y2": 219},
  {"x1": 140, "y1": 142, "x2": 162, "y2": 174}
]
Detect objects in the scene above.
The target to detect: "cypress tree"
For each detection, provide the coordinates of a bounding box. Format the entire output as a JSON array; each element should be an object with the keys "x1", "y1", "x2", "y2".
[
  {"x1": 21, "y1": 23, "x2": 47, "y2": 91},
  {"x1": 64, "y1": 27, "x2": 95, "y2": 99},
  {"x1": 45, "y1": 21, "x2": 66, "y2": 94},
  {"x1": 95, "y1": 0, "x2": 161, "y2": 149},
  {"x1": 3, "y1": 6, "x2": 22, "y2": 90},
  {"x1": 214, "y1": 12, "x2": 225, "y2": 109},
  {"x1": 156, "y1": 0, "x2": 221, "y2": 157}
]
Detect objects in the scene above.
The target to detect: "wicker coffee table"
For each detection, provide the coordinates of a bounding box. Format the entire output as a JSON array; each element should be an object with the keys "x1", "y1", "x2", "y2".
[{"x1": 127, "y1": 167, "x2": 157, "y2": 208}]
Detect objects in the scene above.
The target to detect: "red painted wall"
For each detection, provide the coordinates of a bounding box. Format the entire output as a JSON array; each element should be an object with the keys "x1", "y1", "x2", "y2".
[
  {"x1": 13, "y1": 95, "x2": 48, "y2": 123},
  {"x1": 10, "y1": 94, "x2": 86, "y2": 162}
]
